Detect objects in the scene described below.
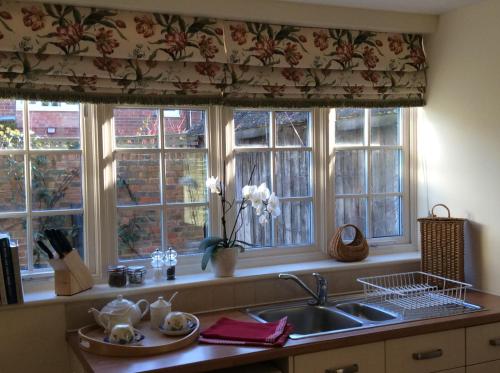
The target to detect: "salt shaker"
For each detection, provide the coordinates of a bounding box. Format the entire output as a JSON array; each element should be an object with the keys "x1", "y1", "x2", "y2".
[
  {"x1": 150, "y1": 296, "x2": 171, "y2": 330},
  {"x1": 151, "y1": 248, "x2": 164, "y2": 282}
]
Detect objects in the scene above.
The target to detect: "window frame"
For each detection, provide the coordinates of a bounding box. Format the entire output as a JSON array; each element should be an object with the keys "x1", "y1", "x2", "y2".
[
  {"x1": 328, "y1": 108, "x2": 416, "y2": 250},
  {"x1": 223, "y1": 107, "x2": 323, "y2": 258},
  {"x1": 98, "y1": 104, "x2": 217, "y2": 272},
  {"x1": 0, "y1": 101, "x2": 98, "y2": 278}
]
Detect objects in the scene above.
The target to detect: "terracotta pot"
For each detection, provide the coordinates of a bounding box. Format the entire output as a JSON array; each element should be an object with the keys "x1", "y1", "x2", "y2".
[{"x1": 210, "y1": 246, "x2": 238, "y2": 277}]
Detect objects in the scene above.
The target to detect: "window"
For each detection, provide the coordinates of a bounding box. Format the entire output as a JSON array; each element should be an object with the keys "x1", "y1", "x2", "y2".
[
  {"x1": 0, "y1": 101, "x2": 414, "y2": 278},
  {"x1": 112, "y1": 107, "x2": 209, "y2": 260},
  {"x1": 331, "y1": 108, "x2": 409, "y2": 243},
  {"x1": 0, "y1": 99, "x2": 86, "y2": 274},
  {"x1": 230, "y1": 110, "x2": 313, "y2": 248}
]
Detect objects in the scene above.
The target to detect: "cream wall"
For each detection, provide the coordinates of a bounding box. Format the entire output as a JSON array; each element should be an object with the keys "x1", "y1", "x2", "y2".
[
  {"x1": 29, "y1": 0, "x2": 437, "y2": 33},
  {"x1": 419, "y1": 0, "x2": 500, "y2": 292}
]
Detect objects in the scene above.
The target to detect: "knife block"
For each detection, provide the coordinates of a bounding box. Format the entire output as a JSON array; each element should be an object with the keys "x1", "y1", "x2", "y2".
[{"x1": 48, "y1": 250, "x2": 94, "y2": 296}]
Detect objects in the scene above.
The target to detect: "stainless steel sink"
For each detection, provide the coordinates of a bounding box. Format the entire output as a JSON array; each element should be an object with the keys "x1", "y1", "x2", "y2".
[
  {"x1": 247, "y1": 296, "x2": 483, "y2": 339},
  {"x1": 250, "y1": 304, "x2": 363, "y2": 338},
  {"x1": 335, "y1": 302, "x2": 397, "y2": 321}
]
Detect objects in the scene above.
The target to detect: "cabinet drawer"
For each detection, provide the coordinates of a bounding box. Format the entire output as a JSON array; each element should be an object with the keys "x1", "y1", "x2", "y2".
[
  {"x1": 294, "y1": 342, "x2": 384, "y2": 373},
  {"x1": 386, "y1": 329, "x2": 465, "y2": 373},
  {"x1": 467, "y1": 322, "x2": 500, "y2": 364},
  {"x1": 435, "y1": 368, "x2": 465, "y2": 373},
  {"x1": 466, "y1": 360, "x2": 500, "y2": 373}
]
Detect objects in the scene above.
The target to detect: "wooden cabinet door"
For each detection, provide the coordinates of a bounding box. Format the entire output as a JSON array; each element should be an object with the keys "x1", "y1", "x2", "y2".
[
  {"x1": 434, "y1": 368, "x2": 466, "y2": 373},
  {"x1": 386, "y1": 329, "x2": 465, "y2": 373},
  {"x1": 294, "y1": 342, "x2": 384, "y2": 373},
  {"x1": 466, "y1": 360, "x2": 500, "y2": 373},
  {"x1": 467, "y1": 322, "x2": 500, "y2": 365}
]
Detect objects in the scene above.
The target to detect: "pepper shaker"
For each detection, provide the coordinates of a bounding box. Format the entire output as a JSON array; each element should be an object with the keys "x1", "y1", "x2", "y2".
[{"x1": 165, "y1": 247, "x2": 177, "y2": 280}]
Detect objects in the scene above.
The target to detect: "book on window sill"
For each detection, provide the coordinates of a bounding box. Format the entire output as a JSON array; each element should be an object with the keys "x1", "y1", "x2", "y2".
[
  {"x1": 0, "y1": 248, "x2": 6, "y2": 305},
  {"x1": 0, "y1": 238, "x2": 23, "y2": 305},
  {"x1": 11, "y1": 246, "x2": 24, "y2": 305},
  {"x1": 0, "y1": 237, "x2": 16, "y2": 304}
]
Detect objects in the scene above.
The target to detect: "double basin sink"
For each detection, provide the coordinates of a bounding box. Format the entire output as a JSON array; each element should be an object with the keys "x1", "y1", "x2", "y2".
[{"x1": 247, "y1": 300, "x2": 400, "y2": 339}]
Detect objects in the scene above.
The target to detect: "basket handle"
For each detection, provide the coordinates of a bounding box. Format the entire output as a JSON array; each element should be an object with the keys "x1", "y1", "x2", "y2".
[
  {"x1": 431, "y1": 204, "x2": 451, "y2": 218},
  {"x1": 337, "y1": 224, "x2": 364, "y2": 241}
]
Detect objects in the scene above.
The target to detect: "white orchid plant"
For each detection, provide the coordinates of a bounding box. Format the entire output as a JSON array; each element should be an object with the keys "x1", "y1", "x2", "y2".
[{"x1": 200, "y1": 166, "x2": 281, "y2": 270}]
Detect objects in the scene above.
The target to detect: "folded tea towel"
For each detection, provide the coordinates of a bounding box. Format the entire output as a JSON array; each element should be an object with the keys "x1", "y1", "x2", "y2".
[{"x1": 199, "y1": 317, "x2": 292, "y2": 347}]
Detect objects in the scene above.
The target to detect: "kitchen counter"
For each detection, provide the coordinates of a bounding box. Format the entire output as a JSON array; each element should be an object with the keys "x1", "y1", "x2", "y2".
[{"x1": 67, "y1": 291, "x2": 500, "y2": 373}]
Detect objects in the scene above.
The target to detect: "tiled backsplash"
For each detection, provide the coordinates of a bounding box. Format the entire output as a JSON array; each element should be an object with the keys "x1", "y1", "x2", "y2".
[{"x1": 65, "y1": 260, "x2": 418, "y2": 330}]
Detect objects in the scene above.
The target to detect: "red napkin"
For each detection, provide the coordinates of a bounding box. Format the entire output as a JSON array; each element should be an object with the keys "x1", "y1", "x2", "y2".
[{"x1": 199, "y1": 317, "x2": 292, "y2": 347}]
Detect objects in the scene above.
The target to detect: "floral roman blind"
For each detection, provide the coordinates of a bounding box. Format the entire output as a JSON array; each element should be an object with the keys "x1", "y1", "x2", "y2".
[{"x1": 0, "y1": 1, "x2": 427, "y2": 107}]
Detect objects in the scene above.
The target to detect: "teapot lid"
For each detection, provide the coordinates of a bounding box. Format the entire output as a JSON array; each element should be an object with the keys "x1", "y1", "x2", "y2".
[{"x1": 104, "y1": 294, "x2": 134, "y2": 312}]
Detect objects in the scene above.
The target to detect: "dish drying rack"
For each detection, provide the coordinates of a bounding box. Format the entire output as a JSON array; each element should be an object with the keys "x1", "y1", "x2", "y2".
[{"x1": 358, "y1": 271, "x2": 472, "y2": 315}]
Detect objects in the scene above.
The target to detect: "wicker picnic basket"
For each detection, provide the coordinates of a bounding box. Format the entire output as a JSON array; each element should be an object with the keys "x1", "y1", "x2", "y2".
[
  {"x1": 418, "y1": 204, "x2": 466, "y2": 281},
  {"x1": 328, "y1": 224, "x2": 369, "y2": 262}
]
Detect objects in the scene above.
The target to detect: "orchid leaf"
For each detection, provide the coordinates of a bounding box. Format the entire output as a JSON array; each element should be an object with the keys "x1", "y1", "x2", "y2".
[
  {"x1": 199, "y1": 236, "x2": 223, "y2": 252},
  {"x1": 201, "y1": 244, "x2": 217, "y2": 271}
]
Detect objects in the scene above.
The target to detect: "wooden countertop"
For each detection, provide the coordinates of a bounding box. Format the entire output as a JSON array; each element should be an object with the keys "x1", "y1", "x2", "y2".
[{"x1": 67, "y1": 291, "x2": 500, "y2": 373}]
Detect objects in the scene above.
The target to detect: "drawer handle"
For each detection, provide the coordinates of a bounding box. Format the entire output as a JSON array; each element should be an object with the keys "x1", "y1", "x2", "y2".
[
  {"x1": 412, "y1": 349, "x2": 443, "y2": 360},
  {"x1": 489, "y1": 338, "x2": 500, "y2": 346},
  {"x1": 325, "y1": 364, "x2": 359, "y2": 373}
]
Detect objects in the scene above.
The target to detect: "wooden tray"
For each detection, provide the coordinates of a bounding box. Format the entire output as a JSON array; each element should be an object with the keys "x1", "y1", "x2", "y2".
[{"x1": 78, "y1": 315, "x2": 200, "y2": 357}]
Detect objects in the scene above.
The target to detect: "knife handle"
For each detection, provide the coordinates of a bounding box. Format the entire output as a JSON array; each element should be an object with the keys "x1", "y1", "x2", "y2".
[{"x1": 36, "y1": 240, "x2": 54, "y2": 259}]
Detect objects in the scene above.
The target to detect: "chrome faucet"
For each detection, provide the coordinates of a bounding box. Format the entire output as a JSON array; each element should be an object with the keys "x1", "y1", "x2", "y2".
[{"x1": 278, "y1": 272, "x2": 328, "y2": 306}]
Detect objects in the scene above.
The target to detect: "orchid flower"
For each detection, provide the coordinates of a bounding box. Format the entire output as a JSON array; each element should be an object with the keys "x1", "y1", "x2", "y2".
[
  {"x1": 206, "y1": 176, "x2": 221, "y2": 194},
  {"x1": 267, "y1": 193, "x2": 281, "y2": 218}
]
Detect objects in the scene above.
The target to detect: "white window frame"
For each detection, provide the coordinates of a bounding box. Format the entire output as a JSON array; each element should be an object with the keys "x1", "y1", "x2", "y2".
[
  {"x1": 327, "y1": 108, "x2": 417, "y2": 252},
  {"x1": 0, "y1": 101, "x2": 98, "y2": 278},
  {"x1": 98, "y1": 104, "x2": 217, "y2": 274},
  {"x1": 222, "y1": 107, "x2": 325, "y2": 261}
]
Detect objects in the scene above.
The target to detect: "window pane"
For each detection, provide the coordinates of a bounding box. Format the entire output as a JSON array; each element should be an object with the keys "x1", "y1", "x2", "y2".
[
  {"x1": 165, "y1": 152, "x2": 207, "y2": 203},
  {"x1": 277, "y1": 200, "x2": 312, "y2": 246},
  {"x1": 371, "y1": 150, "x2": 402, "y2": 193},
  {"x1": 275, "y1": 151, "x2": 311, "y2": 198},
  {"x1": 234, "y1": 111, "x2": 270, "y2": 147},
  {"x1": 335, "y1": 198, "x2": 367, "y2": 239},
  {"x1": 235, "y1": 152, "x2": 271, "y2": 200},
  {"x1": 166, "y1": 205, "x2": 208, "y2": 255},
  {"x1": 276, "y1": 111, "x2": 310, "y2": 147},
  {"x1": 29, "y1": 102, "x2": 81, "y2": 149},
  {"x1": 0, "y1": 155, "x2": 25, "y2": 211},
  {"x1": 0, "y1": 99, "x2": 23, "y2": 149},
  {"x1": 0, "y1": 218, "x2": 27, "y2": 270},
  {"x1": 31, "y1": 153, "x2": 82, "y2": 210},
  {"x1": 335, "y1": 108, "x2": 365, "y2": 146},
  {"x1": 32, "y1": 214, "x2": 84, "y2": 269},
  {"x1": 116, "y1": 152, "x2": 160, "y2": 206},
  {"x1": 117, "y1": 209, "x2": 161, "y2": 260},
  {"x1": 236, "y1": 204, "x2": 272, "y2": 247},
  {"x1": 335, "y1": 150, "x2": 366, "y2": 195},
  {"x1": 372, "y1": 196, "x2": 402, "y2": 238},
  {"x1": 370, "y1": 108, "x2": 401, "y2": 146},
  {"x1": 114, "y1": 108, "x2": 159, "y2": 149},
  {"x1": 164, "y1": 109, "x2": 206, "y2": 148}
]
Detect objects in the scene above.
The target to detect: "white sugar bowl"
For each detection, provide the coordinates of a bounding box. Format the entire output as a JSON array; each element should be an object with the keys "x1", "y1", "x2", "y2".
[{"x1": 150, "y1": 296, "x2": 171, "y2": 330}]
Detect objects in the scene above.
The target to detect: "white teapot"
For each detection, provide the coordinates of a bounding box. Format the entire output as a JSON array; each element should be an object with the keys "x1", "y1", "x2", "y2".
[{"x1": 89, "y1": 295, "x2": 149, "y2": 330}]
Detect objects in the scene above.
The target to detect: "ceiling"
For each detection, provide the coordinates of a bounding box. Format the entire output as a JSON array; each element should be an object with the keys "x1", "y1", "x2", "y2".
[{"x1": 278, "y1": 0, "x2": 484, "y2": 14}]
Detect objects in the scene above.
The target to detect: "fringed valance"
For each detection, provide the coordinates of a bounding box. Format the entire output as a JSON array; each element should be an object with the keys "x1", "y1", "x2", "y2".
[{"x1": 0, "y1": 2, "x2": 427, "y2": 107}]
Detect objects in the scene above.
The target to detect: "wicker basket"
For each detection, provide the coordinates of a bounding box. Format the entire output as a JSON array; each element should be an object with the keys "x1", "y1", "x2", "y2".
[
  {"x1": 418, "y1": 204, "x2": 465, "y2": 281},
  {"x1": 328, "y1": 224, "x2": 369, "y2": 262}
]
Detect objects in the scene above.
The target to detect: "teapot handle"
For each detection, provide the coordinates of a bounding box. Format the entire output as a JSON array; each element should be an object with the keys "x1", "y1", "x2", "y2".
[{"x1": 136, "y1": 299, "x2": 150, "y2": 319}]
